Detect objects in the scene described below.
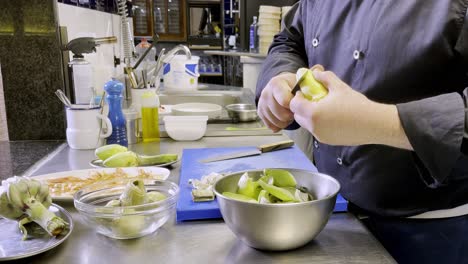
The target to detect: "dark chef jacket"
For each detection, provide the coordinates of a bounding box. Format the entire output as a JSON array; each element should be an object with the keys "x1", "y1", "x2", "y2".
[{"x1": 256, "y1": 0, "x2": 468, "y2": 217}]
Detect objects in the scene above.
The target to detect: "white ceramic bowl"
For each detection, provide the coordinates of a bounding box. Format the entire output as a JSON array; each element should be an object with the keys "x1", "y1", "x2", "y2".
[
  {"x1": 171, "y1": 103, "x2": 222, "y2": 119},
  {"x1": 163, "y1": 115, "x2": 208, "y2": 141}
]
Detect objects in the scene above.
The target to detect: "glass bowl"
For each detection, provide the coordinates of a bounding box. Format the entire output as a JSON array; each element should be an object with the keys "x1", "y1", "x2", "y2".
[{"x1": 73, "y1": 179, "x2": 179, "y2": 239}]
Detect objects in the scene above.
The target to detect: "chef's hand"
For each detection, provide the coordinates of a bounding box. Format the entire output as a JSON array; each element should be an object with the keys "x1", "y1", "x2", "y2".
[
  {"x1": 257, "y1": 73, "x2": 296, "y2": 132},
  {"x1": 290, "y1": 67, "x2": 413, "y2": 149}
]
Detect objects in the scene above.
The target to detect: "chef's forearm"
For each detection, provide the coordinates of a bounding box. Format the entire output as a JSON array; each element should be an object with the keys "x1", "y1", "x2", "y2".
[{"x1": 367, "y1": 102, "x2": 414, "y2": 150}]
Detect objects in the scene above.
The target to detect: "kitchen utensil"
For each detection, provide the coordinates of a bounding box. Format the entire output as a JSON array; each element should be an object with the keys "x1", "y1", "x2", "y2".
[
  {"x1": 199, "y1": 140, "x2": 294, "y2": 163},
  {"x1": 55, "y1": 89, "x2": 72, "y2": 107},
  {"x1": 89, "y1": 87, "x2": 97, "y2": 107},
  {"x1": 65, "y1": 104, "x2": 112, "y2": 150},
  {"x1": 291, "y1": 69, "x2": 307, "y2": 96},
  {"x1": 213, "y1": 168, "x2": 340, "y2": 251},
  {"x1": 0, "y1": 204, "x2": 74, "y2": 261},
  {"x1": 225, "y1": 103, "x2": 258, "y2": 122}
]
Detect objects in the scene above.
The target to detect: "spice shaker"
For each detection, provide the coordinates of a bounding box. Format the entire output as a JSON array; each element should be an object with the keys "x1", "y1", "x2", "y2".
[{"x1": 123, "y1": 109, "x2": 139, "y2": 144}]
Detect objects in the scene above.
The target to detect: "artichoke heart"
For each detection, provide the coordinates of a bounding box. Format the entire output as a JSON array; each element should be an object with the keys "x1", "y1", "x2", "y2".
[{"x1": 0, "y1": 176, "x2": 68, "y2": 240}]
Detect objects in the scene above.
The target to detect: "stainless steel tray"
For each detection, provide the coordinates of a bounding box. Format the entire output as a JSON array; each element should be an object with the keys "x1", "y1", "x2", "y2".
[{"x1": 0, "y1": 204, "x2": 74, "y2": 261}]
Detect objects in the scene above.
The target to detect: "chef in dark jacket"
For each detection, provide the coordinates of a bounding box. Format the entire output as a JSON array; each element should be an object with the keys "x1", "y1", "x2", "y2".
[{"x1": 256, "y1": 1, "x2": 468, "y2": 263}]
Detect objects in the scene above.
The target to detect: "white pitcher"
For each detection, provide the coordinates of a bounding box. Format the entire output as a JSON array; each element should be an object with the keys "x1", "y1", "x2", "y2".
[{"x1": 65, "y1": 105, "x2": 112, "y2": 150}]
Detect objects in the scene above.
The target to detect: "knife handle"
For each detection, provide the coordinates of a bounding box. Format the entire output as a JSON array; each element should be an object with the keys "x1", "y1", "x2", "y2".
[{"x1": 258, "y1": 140, "x2": 295, "y2": 153}]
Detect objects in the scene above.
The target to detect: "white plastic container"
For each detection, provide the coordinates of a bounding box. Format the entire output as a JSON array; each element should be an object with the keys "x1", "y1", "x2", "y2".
[
  {"x1": 163, "y1": 115, "x2": 208, "y2": 141},
  {"x1": 162, "y1": 55, "x2": 200, "y2": 91}
]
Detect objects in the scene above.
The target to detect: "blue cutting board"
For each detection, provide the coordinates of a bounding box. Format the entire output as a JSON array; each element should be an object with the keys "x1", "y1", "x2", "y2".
[{"x1": 176, "y1": 145, "x2": 347, "y2": 222}]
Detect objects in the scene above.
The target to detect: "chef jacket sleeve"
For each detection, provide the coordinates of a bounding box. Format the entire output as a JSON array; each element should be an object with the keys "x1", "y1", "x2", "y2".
[
  {"x1": 396, "y1": 8, "x2": 468, "y2": 187},
  {"x1": 396, "y1": 89, "x2": 466, "y2": 187},
  {"x1": 255, "y1": 2, "x2": 309, "y2": 103}
]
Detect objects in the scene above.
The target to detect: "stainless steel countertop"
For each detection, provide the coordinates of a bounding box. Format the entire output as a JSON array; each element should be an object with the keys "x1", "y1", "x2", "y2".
[{"x1": 20, "y1": 136, "x2": 395, "y2": 264}]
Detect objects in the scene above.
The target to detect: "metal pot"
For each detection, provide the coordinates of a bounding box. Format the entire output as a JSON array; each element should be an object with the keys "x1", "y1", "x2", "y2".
[{"x1": 225, "y1": 103, "x2": 258, "y2": 122}]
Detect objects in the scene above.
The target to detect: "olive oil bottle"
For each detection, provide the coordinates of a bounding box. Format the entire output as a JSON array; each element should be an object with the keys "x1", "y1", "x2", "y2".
[{"x1": 141, "y1": 90, "x2": 160, "y2": 142}]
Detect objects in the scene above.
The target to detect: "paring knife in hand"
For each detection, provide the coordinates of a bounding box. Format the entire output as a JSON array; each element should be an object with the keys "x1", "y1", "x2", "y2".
[{"x1": 199, "y1": 140, "x2": 295, "y2": 163}]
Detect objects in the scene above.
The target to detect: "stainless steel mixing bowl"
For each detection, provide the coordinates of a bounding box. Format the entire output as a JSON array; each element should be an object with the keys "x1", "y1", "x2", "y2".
[
  {"x1": 213, "y1": 168, "x2": 340, "y2": 251},
  {"x1": 225, "y1": 103, "x2": 258, "y2": 122}
]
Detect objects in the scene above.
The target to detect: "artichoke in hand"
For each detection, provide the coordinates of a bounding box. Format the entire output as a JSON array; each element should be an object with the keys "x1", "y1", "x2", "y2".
[{"x1": 0, "y1": 176, "x2": 68, "y2": 240}]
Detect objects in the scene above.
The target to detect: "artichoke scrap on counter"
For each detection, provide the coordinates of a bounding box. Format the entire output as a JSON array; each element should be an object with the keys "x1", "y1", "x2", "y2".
[
  {"x1": 46, "y1": 168, "x2": 165, "y2": 197},
  {"x1": 100, "y1": 179, "x2": 167, "y2": 237},
  {"x1": 0, "y1": 176, "x2": 69, "y2": 240},
  {"x1": 95, "y1": 144, "x2": 178, "y2": 167},
  {"x1": 223, "y1": 169, "x2": 315, "y2": 204}
]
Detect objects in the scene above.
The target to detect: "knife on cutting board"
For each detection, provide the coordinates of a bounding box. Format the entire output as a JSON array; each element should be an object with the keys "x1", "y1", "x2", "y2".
[{"x1": 199, "y1": 140, "x2": 295, "y2": 163}]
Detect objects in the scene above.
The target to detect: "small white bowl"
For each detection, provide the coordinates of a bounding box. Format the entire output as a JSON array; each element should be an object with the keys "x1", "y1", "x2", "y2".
[{"x1": 164, "y1": 115, "x2": 208, "y2": 141}]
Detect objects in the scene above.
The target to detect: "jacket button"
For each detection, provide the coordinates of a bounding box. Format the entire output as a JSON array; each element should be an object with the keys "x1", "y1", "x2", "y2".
[
  {"x1": 353, "y1": 50, "x2": 364, "y2": 60},
  {"x1": 314, "y1": 140, "x2": 319, "y2": 148},
  {"x1": 336, "y1": 157, "x2": 343, "y2": 165},
  {"x1": 312, "y1": 38, "x2": 319, "y2": 47}
]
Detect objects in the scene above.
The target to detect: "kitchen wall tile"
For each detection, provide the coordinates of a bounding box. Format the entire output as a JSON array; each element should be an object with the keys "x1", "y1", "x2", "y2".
[{"x1": 0, "y1": 0, "x2": 65, "y2": 140}]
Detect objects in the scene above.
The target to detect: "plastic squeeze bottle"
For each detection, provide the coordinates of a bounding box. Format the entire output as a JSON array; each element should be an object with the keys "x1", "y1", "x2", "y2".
[
  {"x1": 104, "y1": 78, "x2": 128, "y2": 147},
  {"x1": 141, "y1": 90, "x2": 160, "y2": 142}
]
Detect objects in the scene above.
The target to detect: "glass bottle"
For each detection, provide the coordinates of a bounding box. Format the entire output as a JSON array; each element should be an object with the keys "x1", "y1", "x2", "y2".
[
  {"x1": 104, "y1": 78, "x2": 128, "y2": 147},
  {"x1": 249, "y1": 16, "x2": 259, "y2": 53}
]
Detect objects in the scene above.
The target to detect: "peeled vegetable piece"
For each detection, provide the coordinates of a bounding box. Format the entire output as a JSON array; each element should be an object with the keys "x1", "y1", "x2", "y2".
[
  {"x1": 237, "y1": 173, "x2": 261, "y2": 199},
  {"x1": 106, "y1": 180, "x2": 147, "y2": 237},
  {"x1": 146, "y1": 191, "x2": 167, "y2": 203},
  {"x1": 95, "y1": 144, "x2": 128, "y2": 161},
  {"x1": 119, "y1": 180, "x2": 147, "y2": 206},
  {"x1": 296, "y1": 68, "x2": 328, "y2": 101},
  {"x1": 222, "y1": 192, "x2": 258, "y2": 203},
  {"x1": 283, "y1": 187, "x2": 310, "y2": 203},
  {"x1": 257, "y1": 181, "x2": 296, "y2": 202},
  {"x1": 103, "y1": 151, "x2": 139, "y2": 167},
  {"x1": 264, "y1": 169, "x2": 297, "y2": 188},
  {"x1": 257, "y1": 190, "x2": 272, "y2": 204},
  {"x1": 137, "y1": 154, "x2": 178, "y2": 166},
  {"x1": 0, "y1": 176, "x2": 68, "y2": 240}
]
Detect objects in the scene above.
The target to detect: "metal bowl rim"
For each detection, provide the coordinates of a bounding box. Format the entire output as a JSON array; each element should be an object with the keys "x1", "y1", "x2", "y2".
[{"x1": 225, "y1": 103, "x2": 257, "y2": 112}]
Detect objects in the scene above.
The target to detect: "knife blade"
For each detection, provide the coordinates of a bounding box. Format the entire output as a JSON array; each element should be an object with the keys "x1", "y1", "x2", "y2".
[
  {"x1": 291, "y1": 68, "x2": 307, "y2": 96},
  {"x1": 199, "y1": 140, "x2": 295, "y2": 163}
]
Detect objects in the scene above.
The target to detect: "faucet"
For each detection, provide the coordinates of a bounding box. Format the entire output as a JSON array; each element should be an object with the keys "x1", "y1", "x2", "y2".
[{"x1": 147, "y1": 44, "x2": 192, "y2": 88}]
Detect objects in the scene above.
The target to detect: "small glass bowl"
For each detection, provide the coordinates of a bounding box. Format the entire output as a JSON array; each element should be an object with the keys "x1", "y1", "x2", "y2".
[{"x1": 74, "y1": 179, "x2": 179, "y2": 239}]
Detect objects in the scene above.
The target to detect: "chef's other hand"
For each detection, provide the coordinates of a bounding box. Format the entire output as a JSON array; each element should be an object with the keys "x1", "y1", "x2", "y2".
[
  {"x1": 257, "y1": 73, "x2": 296, "y2": 132},
  {"x1": 290, "y1": 69, "x2": 377, "y2": 146}
]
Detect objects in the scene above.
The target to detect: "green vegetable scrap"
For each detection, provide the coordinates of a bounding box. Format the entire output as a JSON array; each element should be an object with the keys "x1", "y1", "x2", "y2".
[
  {"x1": 137, "y1": 154, "x2": 179, "y2": 166},
  {"x1": 95, "y1": 145, "x2": 178, "y2": 168},
  {"x1": 0, "y1": 176, "x2": 69, "y2": 240},
  {"x1": 103, "y1": 151, "x2": 139, "y2": 167},
  {"x1": 95, "y1": 144, "x2": 128, "y2": 161},
  {"x1": 223, "y1": 169, "x2": 314, "y2": 204}
]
